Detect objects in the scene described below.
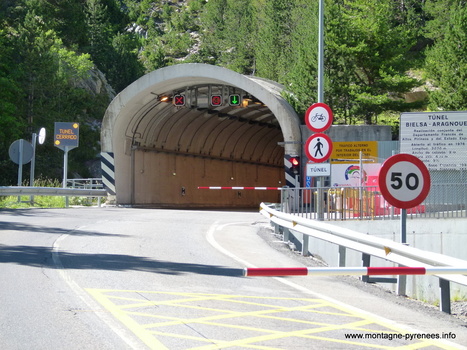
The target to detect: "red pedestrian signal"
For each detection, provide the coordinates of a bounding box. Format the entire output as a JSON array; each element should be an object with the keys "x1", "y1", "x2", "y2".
[
  {"x1": 173, "y1": 94, "x2": 185, "y2": 106},
  {"x1": 210, "y1": 95, "x2": 222, "y2": 106}
]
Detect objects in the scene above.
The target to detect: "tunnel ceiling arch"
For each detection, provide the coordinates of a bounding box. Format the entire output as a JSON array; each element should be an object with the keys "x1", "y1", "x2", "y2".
[{"x1": 101, "y1": 64, "x2": 302, "y2": 205}]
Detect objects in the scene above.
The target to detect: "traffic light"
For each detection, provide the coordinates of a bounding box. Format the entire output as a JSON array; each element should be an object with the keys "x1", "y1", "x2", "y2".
[
  {"x1": 173, "y1": 94, "x2": 185, "y2": 106},
  {"x1": 290, "y1": 157, "x2": 300, "y2": 175},
  {"x1": 210, "y1": 95, "x2": 222, "y2": 106},
  {"x1": 229, "y1": 94, "x2": 241, "y2": 106}
]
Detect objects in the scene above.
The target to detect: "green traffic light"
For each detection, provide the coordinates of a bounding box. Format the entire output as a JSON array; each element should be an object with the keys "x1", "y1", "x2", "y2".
[{"x1": 229, "y1": 94, "x2": 241, "y2": 106}]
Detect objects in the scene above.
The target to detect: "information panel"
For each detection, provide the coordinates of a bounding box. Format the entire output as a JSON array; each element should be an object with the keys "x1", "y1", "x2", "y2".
[
  {"x1": 330, "y1": 141, "x2": 378, "y2": 164},
  {"x1": 54, "y1": 122, "x2": 79, "y2": 151},
  {"x1": 400, "y1": 111, "x2": 467, "y2": 170}
]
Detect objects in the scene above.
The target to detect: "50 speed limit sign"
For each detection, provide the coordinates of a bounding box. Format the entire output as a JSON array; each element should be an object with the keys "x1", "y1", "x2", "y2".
[{"x1": 378, "y1": 154, "x2": 431, "y2": 209}]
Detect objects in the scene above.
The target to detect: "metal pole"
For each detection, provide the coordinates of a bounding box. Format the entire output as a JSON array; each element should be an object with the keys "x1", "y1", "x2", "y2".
[
  {"x1": 397, "y1": 208, "x2": 407, "y2": 295},
  {"x1": 316, "y1": 0, "x2": 325, "y2": 220},
  {"x1": 30, "y1": 133, "x2": 37, "y2": 186},
  {"x1": 17, "y1": 139, "x2": 24, "y2": 202},
  {"x1": 18, "y1": 139, "x2": 24, "y2": 186},
  {"x1": 359, "y1": 151, "x2": 363, "y2": 218},
  {"x1": 63, "y1": 146, "x2": 69, "y2": 207},
  {"x1": 318, "y1": 0, "x2": 324, "y2": 103},
  {"x1": 30, "y1": 133, "x2": 37, "y2": 203}
]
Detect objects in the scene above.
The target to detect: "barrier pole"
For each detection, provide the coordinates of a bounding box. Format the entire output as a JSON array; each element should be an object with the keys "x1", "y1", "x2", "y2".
[{"x1": 243, "y1": 266, "x2": 467, "y2": 277}]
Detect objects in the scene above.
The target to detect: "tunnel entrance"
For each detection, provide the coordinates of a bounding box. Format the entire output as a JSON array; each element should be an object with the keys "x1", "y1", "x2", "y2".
[{"x1": 101, "y1": 64, "x2": 301, "y2": 208}]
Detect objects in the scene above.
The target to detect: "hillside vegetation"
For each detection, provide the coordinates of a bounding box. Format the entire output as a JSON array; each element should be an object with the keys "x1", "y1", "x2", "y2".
[{"x1": 1, "y1": 0, "x2": 466, "y2": 184}]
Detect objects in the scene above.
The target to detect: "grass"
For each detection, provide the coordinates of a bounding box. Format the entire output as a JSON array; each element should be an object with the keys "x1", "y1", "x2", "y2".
[{"x1": 0, "y1": 177, "x2": 105, "y2": 209}]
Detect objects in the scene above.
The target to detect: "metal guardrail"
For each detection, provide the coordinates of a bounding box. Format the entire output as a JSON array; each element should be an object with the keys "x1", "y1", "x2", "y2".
[
  {"x1": 0, "y1": 186, "x2": 107, "y2": 197},
  {"x1": 67, "y1": 178, "x2": 104, "y2": 190},
  {"x1": 259, "y1": 202, "x2": 467, "y2": 314}
]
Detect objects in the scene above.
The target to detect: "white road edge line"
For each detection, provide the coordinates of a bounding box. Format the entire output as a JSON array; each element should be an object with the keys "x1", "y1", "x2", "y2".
[
  {"x1": 206, "y1": 221, "x2": 467, "y2": 350},
  {"x1": 52, "y1": 232, "x2": 146, "y2": 350}
]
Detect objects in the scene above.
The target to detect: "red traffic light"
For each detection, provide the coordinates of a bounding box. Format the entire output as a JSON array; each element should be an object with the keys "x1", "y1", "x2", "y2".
[
  {"x1": 211, "y1": 95, "x2": 222, "y2": 106},
  {"x1": 290, "y1": 157, "x2": 300, "y2": 174},
  {"x1": 173, "y1": 94, "x2": 185, "y2": 106}
]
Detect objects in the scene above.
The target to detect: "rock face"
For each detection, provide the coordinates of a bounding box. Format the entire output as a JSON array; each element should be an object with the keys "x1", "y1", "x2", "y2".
[{"x1": 76, "y1": 69, "x2": 116, "y2": 101}]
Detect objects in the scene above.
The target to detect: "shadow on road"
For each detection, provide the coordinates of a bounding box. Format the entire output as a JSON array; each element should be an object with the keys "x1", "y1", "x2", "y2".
[
  {"x1": 0, "y1": 221, "x2": 124, "y2": 237},
  {"x1": 0, "y1": 245, "x2": 244, "y2": 277}
]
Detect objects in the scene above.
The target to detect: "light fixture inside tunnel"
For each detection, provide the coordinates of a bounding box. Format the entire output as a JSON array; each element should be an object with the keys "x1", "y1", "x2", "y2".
[{"x1": 159, "y1": 95, "x2": 171, "y2": 102}]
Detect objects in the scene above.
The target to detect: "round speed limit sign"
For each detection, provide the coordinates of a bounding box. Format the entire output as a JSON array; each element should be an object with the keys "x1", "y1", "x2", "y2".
[{"x1": 378, "y1": 154, "x2": 431, "y2": 209}]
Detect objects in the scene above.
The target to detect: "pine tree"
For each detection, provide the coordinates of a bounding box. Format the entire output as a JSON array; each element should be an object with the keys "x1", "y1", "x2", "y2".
[
  {"x1": 254, "y1": 0, "x2": 293, "y2": 81},
  {"x1": 325, "y1": 0, "x2": 420, "y2": 124},
  {"x1": 425, "y1": 1, "x2": 467, "y2": 110}
]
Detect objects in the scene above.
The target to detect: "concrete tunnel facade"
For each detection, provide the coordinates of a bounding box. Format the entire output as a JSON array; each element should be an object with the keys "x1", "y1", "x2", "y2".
[{"x1": 100, "y1": 63, "x2": 302, "y2": 208}]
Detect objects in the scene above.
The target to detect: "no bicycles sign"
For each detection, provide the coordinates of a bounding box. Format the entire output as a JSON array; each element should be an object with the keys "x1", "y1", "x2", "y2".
[{"x1": 305, "y1": 103, "x2": 333, "y2": 133}]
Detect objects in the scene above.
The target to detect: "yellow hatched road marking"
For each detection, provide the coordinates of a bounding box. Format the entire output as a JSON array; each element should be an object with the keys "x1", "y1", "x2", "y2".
[{"x1": 86, "y1": 289, "x2": 459, "y2": 350}]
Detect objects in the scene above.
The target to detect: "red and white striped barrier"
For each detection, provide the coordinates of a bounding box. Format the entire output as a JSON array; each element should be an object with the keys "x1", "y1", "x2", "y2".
[
  {"x1": 198, "y1": 186, "x2": 283, "y2": 190},
  {"x1": 243, "y1": 266, "x2": 467, "y2": 277}
]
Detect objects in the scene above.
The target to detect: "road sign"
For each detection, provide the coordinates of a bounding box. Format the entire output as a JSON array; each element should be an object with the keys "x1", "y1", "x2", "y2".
[
  {"x1": 330, "y1": 141, "x2": 378, "y2": 163},
  {"x1": 400, "y1": 111, "x2": 467, "y2": 171},
  {"x1": 9, "y1": 139, "x2": 33, "y2": 165},
  {"x1": 304, "y1": 133, "x2": 333, "y2": 163},
  {"x1": 306, "y1": 163, "x2": 331, "y2": 176},
  {"x1": 173, "y1": 94, "x2": 185, "y2": 106},
  {"x1": 305, "y1": 102, "x2": 333, "y2": 132},
  {"x1": 229, "y1": 94, "x2": 241, "y2": 106},
  {"x1": 54, "y1": 122, "x2": 79, "y2": 150},
  {"x1": 210, "y1": 95, "x2": 222, "y2": 106},
  {"x1": 378, "y1": 153, "x2": 431, "y2": 209}
]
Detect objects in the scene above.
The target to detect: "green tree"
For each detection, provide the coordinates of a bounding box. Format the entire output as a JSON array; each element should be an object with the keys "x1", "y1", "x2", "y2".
[
  {"x1": 325, "y1": 0, "x2": 420, "y2": 124},
  {"x1": 196, "y1": 0, "x2": 255, "y2": 73},
  {"x1": 281, "y1": 0, "x2": 319, "y2": 114},
  {"x1": 254, "y1": 0, "x2": 293, "y2": 81},
  {"x1": 85, "y1": 0, "x2": 113, "y2": 74},
  {"x1": 0, "y1": 29, "x2": 25, "y2": 184},
  {"x1": 425, "y1": 1, "x2": 467, "y2": 110}
]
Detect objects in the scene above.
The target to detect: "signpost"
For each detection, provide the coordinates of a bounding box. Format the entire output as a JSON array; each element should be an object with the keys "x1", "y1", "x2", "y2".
[
  {"x1": 54, "y1": 122, "x2": 79, "y2": 189},
  {"x1": 400, "y1": 111, "x2": 467, "y2": 170},
  {"x1": 304, "y1": 133, "x2": 333, "y2": 163},
  {"x1": 378, "y1": 153, "x2": 431, "y2": 296},
  {"x1": 30, "y1": 127, "x2": 46, "y2": 187},
  {"x1": 304, "y1": 102, "x2": 334, "y2": 220},
  {"x1": 305, "y1": 102, "x2": 333, "y2": 133},
  {"x1": 9, "y1": 139, "x2": 34, "y2": 186},
  {"x1": 378, "y1": 153, "x2": 431, "y2": 210}
]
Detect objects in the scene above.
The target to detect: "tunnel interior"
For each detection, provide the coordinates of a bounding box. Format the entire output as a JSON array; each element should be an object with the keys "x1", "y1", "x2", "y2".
[{"x1": 128, "y1": 85, "x2": 284, "y2": 207}]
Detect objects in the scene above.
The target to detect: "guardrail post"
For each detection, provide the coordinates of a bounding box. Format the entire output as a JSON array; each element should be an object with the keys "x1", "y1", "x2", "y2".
[
  {"x1": 439, "y1": 278, "x2": 451, "y2": 314},
  {"x1": 397, "y1": 272, "x2": 407, "y2": 296},
  {"x1": 283, "y1": 227, "x2": 290, "y2": 242},
  {"x1": 302, "y1": 234, "x2": 309, "y2": 256},
  {"x1": 361, "y1": 253, "x2": 370, "y2": 283},
  {"x1": 338, "y1": 246, "x2": 346, "y2": 267}
]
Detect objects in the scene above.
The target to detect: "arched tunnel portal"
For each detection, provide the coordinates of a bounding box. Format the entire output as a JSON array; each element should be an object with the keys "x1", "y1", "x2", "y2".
[{"x1": 101, "y1": 64, "x2": 302, "y2": 208}]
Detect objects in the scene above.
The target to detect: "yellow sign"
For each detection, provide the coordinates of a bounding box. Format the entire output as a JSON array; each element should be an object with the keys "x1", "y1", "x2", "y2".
[{"x1": 330, "y1": 141, "x2": 378, "y2": 163}]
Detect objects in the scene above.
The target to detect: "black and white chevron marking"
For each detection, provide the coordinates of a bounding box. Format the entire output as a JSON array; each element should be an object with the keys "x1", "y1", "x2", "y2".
[{"x1": 101, "y1": 152, "x2": 116, "y2": 195}]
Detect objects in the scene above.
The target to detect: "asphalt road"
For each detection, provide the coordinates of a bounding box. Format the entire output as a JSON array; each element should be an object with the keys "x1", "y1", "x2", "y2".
[{"x1": 0, "y1": 207, "x2": 466, "y2": 349}]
